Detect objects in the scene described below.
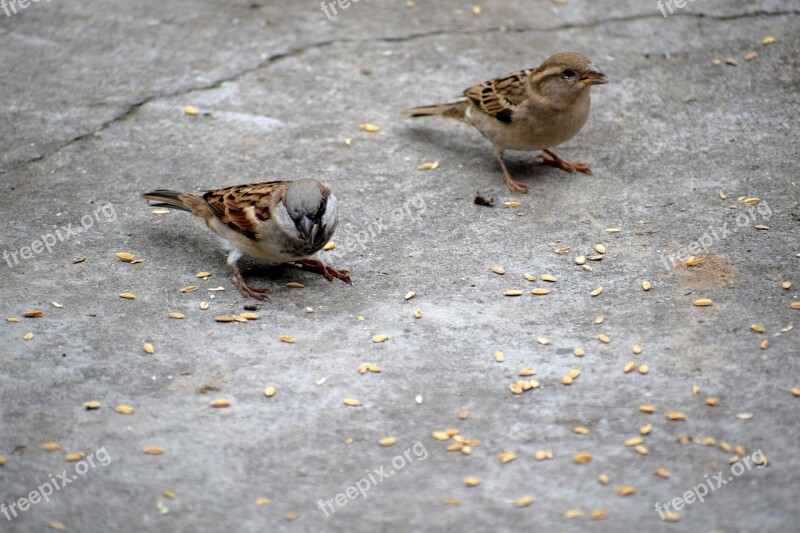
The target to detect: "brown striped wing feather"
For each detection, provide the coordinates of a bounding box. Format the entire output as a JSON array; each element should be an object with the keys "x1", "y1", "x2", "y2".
[
  {"x1": 203, "y1": 181, "x2": 286, "y2": 240},
  {"x1": 464, "y1": 69, "x2": 533, "y2": 123}
]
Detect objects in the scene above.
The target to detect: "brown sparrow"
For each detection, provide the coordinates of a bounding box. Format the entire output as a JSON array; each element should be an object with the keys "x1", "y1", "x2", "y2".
[
  {"x1": 403, "y1": 52, "x2": 608, "y2": 194},
  {"x1": 144, "y1": 179, "x2": 351, "y2": 299}
]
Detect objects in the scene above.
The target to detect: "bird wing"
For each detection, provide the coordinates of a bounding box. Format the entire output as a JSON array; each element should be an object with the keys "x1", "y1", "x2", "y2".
[
  {"x1": 203, "y1": 181, "x2": 286, "y2": 240},
  {"x1": 464, "y1": 69, "x2": 533, "y2": 124}
]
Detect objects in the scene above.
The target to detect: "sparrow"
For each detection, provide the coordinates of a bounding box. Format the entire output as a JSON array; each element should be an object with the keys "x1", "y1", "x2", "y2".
[
  {"x1": 143, "y1": 179, "x2": 351, "y2": 300},
  {"x1": 403, "y1": 52, "x2": 608, "y2": 194}
]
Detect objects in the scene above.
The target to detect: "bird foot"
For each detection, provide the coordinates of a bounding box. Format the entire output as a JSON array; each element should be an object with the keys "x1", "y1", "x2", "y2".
[
  {"x1": 538, "y1": 149, "x2": 593, "y2": 175},
  {"x1": 230, "y1": 264, "x2": 271, "y2": 300},
  {"x1": 295, "y1": 259, "x2": 352, "y2": 284}
]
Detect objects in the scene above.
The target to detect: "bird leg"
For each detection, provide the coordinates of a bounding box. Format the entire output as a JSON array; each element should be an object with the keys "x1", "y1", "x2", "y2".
[
  {"x1": 294, "y1": 259, "x2": 352, "y2": 284},
  {"x1": 537, "y1": 149, "x2": 593, "y2": 175},
  {"x1": 230, "y1": 262, "x2": 271, "y2": 300},
  {"x1": 493, "y1": 149, "x2": 528, "y2": 194}
]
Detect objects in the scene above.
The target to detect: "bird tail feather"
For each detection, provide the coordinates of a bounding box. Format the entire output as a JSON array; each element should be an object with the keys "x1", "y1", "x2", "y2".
[{"x1": 402, "y1": 101, "x2": 468, "y2": 121}]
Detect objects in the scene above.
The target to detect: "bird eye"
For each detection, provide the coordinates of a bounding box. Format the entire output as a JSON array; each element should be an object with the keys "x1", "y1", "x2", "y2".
[{"x1": 562, "y1": 69, "x2": 577, "y2": 79}]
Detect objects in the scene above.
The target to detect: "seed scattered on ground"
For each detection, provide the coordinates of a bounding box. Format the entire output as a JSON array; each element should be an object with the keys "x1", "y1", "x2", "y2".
[
  {"x1": 633, "y1": 344, "x2": 643, "y2": 354},
  {"x1": 255, "y1": 496, "x2": 270, "y2": 506},
  {"x1": 763, "y1": 36, "x2": 776, "y2": 45},
  {"x1": 120, "y1": 293, "x2": 136, "y2": 300},
  {"x1": 442, "y1": 497, "x2": 460, "y2": 506},
  {"x1": 417, "y1": 161, "x2": 440, "y2": 170},
  {"x1": 568, "y1": 369, "x2": 580, "y2": 379},
  {"x1": 493, "y1": 350, "x2": 505, "y2": 362},
  {"x1": 638, "y1": 364, "x2": 649, "y2": 374},
  {"x1": 280, "y1": 335, "x2": 296, "y2": 343},
  {"x1": 24, "y1": 309, "x2": 44, "y2": 318},
  {"x1": 791, "y1": 387, "x2": 800, "y2": 397},
  {"x1": 594, "y1": 314, "x2": 605, "y2": 325},
  {"x1": 48, "y1": 521, "x2": 66, "y2": 530},
  {"x1": 626, "y1": 437, "x2": 644, "y2": 446},
  {"x1": 115, "y1": 405, "x2": 134, "y2": 414},
  {"x1": 686, "y1": 256, "x2": 705, "y2": 267},
  {"x1": 523, "y1": 274, "x2": 536, "y2": 281},
  {"x1": 640, "y1": 424, "x2": 653, "y2": 435},
  {"x1": 642, "y1": 280, "x2": 652, "y2": 291},
  {"x1": 666, "y1": 411, "x2": 686, "y2": 421},
  {"x1": 285, "y1": 510, "x2": 300, "y2": 521},
  {"x1": 343, "y1": 398, "x2": 361, "y2": 407},
  {"x1": 676, "y1": 434, "x2": 691, "y2": 444},
  {"x1": 415, "y1": 395, "x2": 423, "y2": 404},
  {"x1": 573, "y1": 452, "x2": 592, "y2": 464},
  {"x1": 210, "y1": 398, "x2": 230, "y2": 408},
  {"x1": 725, "y1": 57, "x2": 738, "y2": 66},
  {"x1": 463, "y1": 477, "x2": 480, "y2": 487},
  {"x1": 562, "y1": 375, "x2": 573, "y2": 385},
  {"x1": 640, "y1": 405, "x2": 656, "y2": 413},
  {"x1": 404, "y1": 291, "x2": 416, "y2": 300},
  {"x1": 515, "y1": 495, "x2": 533, "y2": 508},
  {"x1": 537, "y1": 337, "x2": 551, "y2": 345},
  {"x1": 23, "y1": 332, "x2": 35, "y2": 341},
  {"x1": 498, "y1": 452, "x2": 517, "y2": 464},
  {"x1": 573, "y1": 347, "x2": 584, "y2": 357},
  {"x1": 0, "y1": 455, "x2": 6, "y2": 466},
  {"x1": 760, "y1": 340, "x2": 769, "y2": 350},
  {"x1": 287, "y1": 282, "x2": 304, "y2": 288},
  {"x1": 737, "y1": 412, "x2": 754, "y2": 419},
  {"x1": 694, "y1": 298, "x2": 713, "y2": 307},
  {"x1": 744, "y1": 51, "x2": 758, "y2": 62},
  {"x1": 66, "y1": 452, "x2": 86, "y2": 462},
  {"x1": 597, "y1": 473, "x2": 609, "y2": 485},
  {"x1": 215, "y1": 315, "x2": 234, "y2": 323},
  {"x1": 654, "y1": 467, "x2": 671, "y2": 478},
  {"x1": 360, "y1": 123, "x2": 379, "y2": 132},
  {"x1": 181, "y1": 285, "x2": 199, "y2": 293},
  {"x1": 575, "y1": 256, "x2": 586, "y2": 265},
  {"x1": 635, "y1": 444, "x2": 649, "y2": 455},
  {"x1": 790, "y1": 302, "x2": 800, "y2": 310},
  {"x1": 379, "y1": 437, "x2": 397, "y2": 447},
  {"x1": 573, "y1": 426, "x2": 589, "y2": 435},
  {"x1": 6, "y1": 317, "x2": 20, "y2": 322},
  {"x1": 616, "y1": 486, "x2": 635, "y2": 496},
  {"x1": 413, "y1": 309, "x2": 422, "y2": 318},
  {"x1": 519, "y1": 368, "x2": 536, "y2": 376},
  {"x1": 591, "y1": 509, "x2": 609, "y2": 520},
  {"x1": 598, "y1": 333, "x2": 611, "y2": 344},
  {"x1": 606, "y1": 227, "x2": 621, "y2": 233},
  {"x1": 535, "y1": 450, "x2": 553, "y2": 461},
  {"x1": 541, "y1": 274, "x2": 556, "y2": 282},
  {"x1": 184, "y1": 105, "x2": 199, "y2": 115},
  {"x1": 199, "y1": 301, "x2": 209, "y2": 310},
  {"x1": 504, "y1": 201, "x2": 522, "y2": 208},
  {"x1": 504, "y1": 289, "x2": 522, "y2": 296},
  {"x1": 116, "y1": 252, "x2": 135, "y2": 263},
  {"x1": 565, "y1": 509, "x2": 583, "y2": 518},
  {"x1": 169, "y1": 312, "x2": 185, "y2": 319},
  {"x1": 663, "y1": 512, "x2": 681, "y2": 522},
  {"x1": 595, "y1": 244, "x2": 606, "y2": 254},
  {"x1": 143, "y1": 343, "x2": 155, "y2": 354},
  {"x1": 705, "y1": 397, "x2": 720, "y2": 407},
  {"x1": 323, "y1": 241, "x2": 336, "y2": 251},
  {"x1": 264, "y1": 387, "x2": 277, "y2": 397},
  {"x1": 43, "y1": 442, "x2": 61, "y2": 451},
  {"x1": 782, "y1": 281, "x2": 792, "y2": 290},
  {"x1": 531, "y1": 288, "x2": 550, "y2": 295},
  {"x1": 144, "y1": 446, "x2": 165, "y2": 455}
]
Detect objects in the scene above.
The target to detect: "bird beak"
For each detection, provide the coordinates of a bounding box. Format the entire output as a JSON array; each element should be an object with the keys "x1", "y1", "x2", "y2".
[
  {"x1": 581, "y1": 65, "x2": 609, "y2": 86},
  {"x1": 300, "y1": 216, "x2": 319, "y2": 244}
]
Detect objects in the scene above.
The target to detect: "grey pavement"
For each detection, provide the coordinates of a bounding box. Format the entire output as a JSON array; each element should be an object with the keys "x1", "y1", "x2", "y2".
[{"x1": 1, "y1": 0, "x2": 799, "y2": 531}]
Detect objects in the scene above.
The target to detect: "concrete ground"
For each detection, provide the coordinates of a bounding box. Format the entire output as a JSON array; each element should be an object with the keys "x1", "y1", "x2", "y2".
[{"x1": 1, "y1": 0, "x2": 799, "y2": 531}]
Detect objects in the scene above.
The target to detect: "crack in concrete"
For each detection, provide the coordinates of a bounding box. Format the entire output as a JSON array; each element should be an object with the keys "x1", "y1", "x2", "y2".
[{"x1": 2, "y1": 8, "x2": 796, "y2": 176}]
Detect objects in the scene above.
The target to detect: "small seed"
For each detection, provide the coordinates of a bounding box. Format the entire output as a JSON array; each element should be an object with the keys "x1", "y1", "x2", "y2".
[
  {"x1": 624, "y1": 362, "x2": 636, "y2": 373},
  {"x1": 523, "y1": 274, "x2": 536, "y2": 281},
  {"x1": 632, "y1": 344, "x2": 643, "y2": 354},
  {"x1": 23, "y1": 332, "x2": 35, "y2": 341},
  {"x1": 535, "y1": 450, "x2": 553, "y2": 461},
  {"x1": 519, "y1": 368, "x2": 536, "y2": 376},
  {"x1": 24, "y1": 309, "x2": 44, "y2": 318},
  {"x1": 568, "y1": 368, "x2": 580, "y2": 379},
  {"x1": 463, "y1": 477, "x2": 480, "y2": 487},
  {"x1": 417, "y1": 161, "x2": 440, "y2": 171},
  {"x1": 120, "y1": 293, "x2": 136, "y2": 299},
  {"x1": 597, "y1": 473, "x2": 609, "y2": 485},
  {"x1": 573, "y1": 426, "x2": 589, "y2": 435},
  {"x1": 504, "y1": 201, "x2": 521, "y2": 208},
  {"x1": 663, "y1": 512, "x2": 680, "y2": 522},
  {"x1": 536, "y1": 337, "x2": 551, "y2": 345},
  {"x1": 143, "y1": 342, "x2": 155, "y2": 354},
  {"x1": 782, "y1": 281, "x2": 791, "y2": 290},
  {"x1": 264, "y1": 387, "x2": 277, "y2": 397},
  {"x1": 232, "y1": 315, "x2": 248, "y2": 323},
  {"x1": 590, "y1": 287, "x2": 603, "y2": 297},
  {"x1": 598, "y1": 334, "x2": 611, "y2": 344},
  {"x1": 745, "y1": 51, "x2": 758, "y2": 61},
  {"x1": 215, "y1": 315, "x2": 234, "y2": 322},
  {"x1": 791, "y1": 387, "x2": 800, "y2": 397},
  {"x1": 565, "y1": 509, "x2": 584, "y2": 519},
  {"x1": 280, "y1": 335, "x2": 296, "y2": 343},
  {"x1": 705, "y1": 397, "x2": 720, "y2": 406},
  {"x1": 591, "y1": 509, "x2": 609, "y2": 520},
  {"x1": 6, "y1": 317, "x2": 20, "y2": 323},
  {"x1": 240, "y1": 312, "x2": 258, "y2": 320},
  {"x1": 343, "y1": 398, "x2": 361, "y2": 407},
  {"x1": 493, "y1": 351, "x2": 504, "y2": 362},
  {"x1": 666, "y1": 411, "x2": 686, "y2": 421},
  {"x1": 595, "y1": 244, "x2": 606, "y2": 254},
  {"x1": 379, "y1": 437, "x2": 397, "y2": 447},
  {"x1": 413, "y1": 309, "x2": 422, "y2": 318},
  {"x1": 573, "y1": 452, "x2": 592, "y2": 464},
  {"x1": 143, "y1": 446, "x2": 164, "y2": 455},
  {"x1": 638, "y1": 364, "x2": 649, "y2": 374},
  {"x1": 323, "y1": 241, "x2": 336, "y2": 251},
  {"x1": 639, "y1": 405, "x2": 655, "y2": 413},
  {"x1": 210, "y1": 398, "x2": 230, "y2": 408},
  {"x1": 82, "y1": 400, "x2": 101, "y2": 410},
  {"x1": 432, "y1": 431, "x2": 450, "y2": 441},
  {"x1": 790, "y1": 302, "x2": 800, "y2": 310},
  {"x1": 515, "y1": 495, "x2": 533, "y2": 508},
  {"x1": 184, "y1": 105, "x2": 199, "y2": 115},
  {"x1": 754, "y1": 224, "x2": 769, "y2": 230},
  {"x1": 285, "y1": 510, "x2": 300, "y2": 521},
  {"x1": 562, "y1": 375, "x2": 573, "y2": 385},
  {"x1": 575, "y1": 256, "x2": 586, "y2": 265},
  {"x1": 685, "y1": 256, "x2": 705, "y2": 267},
  {"x1": 760, "y1": 340, "x2": 769, "y2": 350},
  {"x1": 115, "y1": 405, "x2": 134, "y2": 414},
  {"x1": 654, "y1": 467, "x2": 671, "y2": 478},
  {"x1": 530, "y1": 288, "x2": 550, "y2": 295},
  {"x1": 642, "y1": 280, "x2": 652, "y2": 291},
  {"x1": 725, "y1": 57, "x2": 738, "y2": 66},
  {"x1": 498, "y1": 452, "x2": 517, "y2": 464},
  {"x1": 116, "y1": 252, "x2": 135, "y2": 262},
  {"x1": 360, "y1": 123, "x2": 380, "y2": 132},
  {"x1": 43, "y1": 442, "x2": 61, "y2": 451},
  {"x1": 586, "y1": 255, "x2": 604, "y2": 261},
  {"x1": 169, "y1": 312, "x2": 185, "y2": 319},
  {"x1": 404, "y1": 291, "x2": 416, "y2": 300},
  {"x1": 763, "y1": 36, "x2": 776, "y2": 45},
  {"x1": 48, "y1": 521, "x2": 66, "y2": 530},
  {"x1": 199, "y1": 301, "x2": 210, "y2": 310},
  {"x1": 459, "y1": 410, "x2": 469, "y2": 420},
  {"x1": 676, "y1": 434, "x2": 691, "y2": 444},
  {"x1": 615, "y1": 486, "x2": 635, "y2": 496},
  {"x1": 626, "y1": 437, "x2": 644, "y2": 446},
  {"x1": 287, "y1": 282, "x2": 304, "y2": 289},
  {"x1": 595, "y1": 315, "x2": 605, "y2": 324},
  {"x1": 693, "y1": 298, "x2": 713, "y2": 307},
  {"x1": 66, "y1": 452, "x2": 86, "y2": 462},
  {"x1": 492, "y1": 266, "x2": 505, "y2": 275},
  {"x1": 541, "y1": 274, "x2": 556, "y2": 282},
  {"x1": 640, "y1": 424, "x2": 653, "y2": 435},
  {"x1": 573, "y1": 347, "x2": 585, "y2": 357},
  {"x1": 634, "y1": 444, "x2": 649, "y2": 455},
  {"x1": 442, "y1": 497, "x2": 460, "y2": 506},
  {"x1": 504, "y1": 289, "x2": 523, "y2": 296}
]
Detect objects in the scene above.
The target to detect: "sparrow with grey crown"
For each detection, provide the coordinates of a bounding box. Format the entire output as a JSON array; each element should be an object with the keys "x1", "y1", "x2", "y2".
[
  {"x1": 403, "y1": 52, "x2": 608, "y2": 194},
  {"x1": 144, "y1": 179, "x2": 350, "y2": 300}
]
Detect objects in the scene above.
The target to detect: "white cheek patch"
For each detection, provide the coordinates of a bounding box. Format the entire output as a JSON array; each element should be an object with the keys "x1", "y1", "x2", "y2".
[{"x1": 322, "y1": 194, "x2": 338, "y2": 231}]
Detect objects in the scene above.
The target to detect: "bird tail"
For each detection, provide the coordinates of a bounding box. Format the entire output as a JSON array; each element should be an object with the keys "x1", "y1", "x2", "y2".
[
  {"x1": 143, "y1": 190, "x2": 207, "y2": 216},
  {"x1": 402, "y1": 101, "x2": 468, "y2": 121}
]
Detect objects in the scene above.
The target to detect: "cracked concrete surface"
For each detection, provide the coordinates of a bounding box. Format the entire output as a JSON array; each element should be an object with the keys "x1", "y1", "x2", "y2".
[{"x1": 1, "y1": 1, "x2": 799, "y2": 532}]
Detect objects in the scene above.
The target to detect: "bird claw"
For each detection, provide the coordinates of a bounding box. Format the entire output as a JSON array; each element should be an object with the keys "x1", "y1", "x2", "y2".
[{"x1": 295, "y1": 259, "x2": 352, "y2": 284}]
